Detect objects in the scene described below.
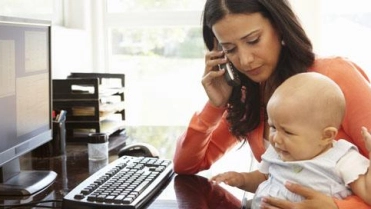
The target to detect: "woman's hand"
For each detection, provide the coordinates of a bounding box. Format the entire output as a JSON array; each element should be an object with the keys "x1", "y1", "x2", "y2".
[
  {"x1": 260, "y1": 182, "x2": 338, "y2": 209},
  {"x1": 202, "y1": 43, "x2": 233, "y2": 108}
]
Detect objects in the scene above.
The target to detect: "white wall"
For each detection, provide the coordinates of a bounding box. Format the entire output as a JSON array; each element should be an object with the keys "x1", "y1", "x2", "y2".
[
  {"x1": 52, "y1": 26, "x2": 92, "y2": 79},
  {"x1": 289, "y1": 0, "x2": 322, "y2": 54},
  {"x1": 0, "y1": 0, "x2": 94, "y2": 79},
  {"x1": 62, "y1": 0, "x2": 106, "y2": 73}
]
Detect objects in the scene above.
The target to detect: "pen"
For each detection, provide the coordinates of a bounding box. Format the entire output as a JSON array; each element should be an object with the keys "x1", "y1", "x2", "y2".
[{"x1": 58, "y1": 110, "x2": 67, "y2": 122}]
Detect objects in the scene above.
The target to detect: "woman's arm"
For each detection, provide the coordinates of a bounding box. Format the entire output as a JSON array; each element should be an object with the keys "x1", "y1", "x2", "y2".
[
  {"x1": 173, "y1": 101, "x2": 238, "y2": 174},
  {"x1": 173, "y1": 45, "x2": 238, "y2": 174}
]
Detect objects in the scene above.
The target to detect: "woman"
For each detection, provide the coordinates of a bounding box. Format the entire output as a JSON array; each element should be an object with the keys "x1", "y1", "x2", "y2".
[{"x1": 173, "y1": 0, "x2": 371, "y2": 208}]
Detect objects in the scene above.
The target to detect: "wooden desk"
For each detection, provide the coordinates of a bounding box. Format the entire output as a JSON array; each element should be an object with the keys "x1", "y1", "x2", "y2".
[{"x1": 2, "y1": 144, "x2": 244, "y2": 209}]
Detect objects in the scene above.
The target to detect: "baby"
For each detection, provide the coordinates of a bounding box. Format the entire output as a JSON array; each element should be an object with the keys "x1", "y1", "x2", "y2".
[{"x1": 211, "y1": 72, "x2": 371, "y2": 208}]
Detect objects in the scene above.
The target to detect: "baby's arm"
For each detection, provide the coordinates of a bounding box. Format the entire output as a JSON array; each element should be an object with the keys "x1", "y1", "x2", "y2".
[
  {"x1": 348, "y1": 127, "x2": 371, "y2": 205},
  {"x1": 210, "y1": 169, "x2": 266, "y2": 193}
]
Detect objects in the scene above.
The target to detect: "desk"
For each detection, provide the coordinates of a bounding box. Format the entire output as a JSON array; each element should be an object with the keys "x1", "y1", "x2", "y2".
[
  {"x1": 2, "y1": 143, "x2": 244, "y2": 209},
  {"x1": 147, "y1": 174, "x2": 243, "y2": 209}
]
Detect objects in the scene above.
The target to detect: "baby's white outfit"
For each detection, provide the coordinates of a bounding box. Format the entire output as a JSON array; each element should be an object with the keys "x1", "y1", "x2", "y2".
[{"x1": 251, "y1": 139, "x2": 369, "y2": 209}]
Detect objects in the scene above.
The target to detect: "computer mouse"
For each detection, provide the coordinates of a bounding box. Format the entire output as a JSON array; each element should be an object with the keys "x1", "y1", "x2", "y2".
[{"x1": 118, "y1": 142, "x2": 160, "y2": 158}]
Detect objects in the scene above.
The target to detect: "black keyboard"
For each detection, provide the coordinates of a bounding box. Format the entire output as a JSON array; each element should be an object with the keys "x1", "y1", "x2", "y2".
[{"x1": 62, "y1": 155, "x2": 174, "y2": 209}]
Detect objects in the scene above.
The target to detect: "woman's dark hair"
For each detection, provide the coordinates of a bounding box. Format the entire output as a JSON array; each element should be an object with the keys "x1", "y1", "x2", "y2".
[{"x1": 202, "y1": 0, "x2": 315, "y2": 140}]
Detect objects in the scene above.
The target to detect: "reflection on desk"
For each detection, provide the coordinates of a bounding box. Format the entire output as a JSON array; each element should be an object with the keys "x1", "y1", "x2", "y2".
[
  {"x1": 175, "y1": 174, "x2": 241, "y2": 209},
  {"x1": 148, "y1": 174, "x2": 242, "y2": 209}
]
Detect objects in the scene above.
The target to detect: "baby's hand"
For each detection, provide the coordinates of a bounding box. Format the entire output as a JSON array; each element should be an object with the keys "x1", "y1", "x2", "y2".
[
  {"x1": 361, "y1": 126, "x2": 371, "y2": 152},
  {"x1": 210, "y1": 171, "x2": 244, "y2": 188}
]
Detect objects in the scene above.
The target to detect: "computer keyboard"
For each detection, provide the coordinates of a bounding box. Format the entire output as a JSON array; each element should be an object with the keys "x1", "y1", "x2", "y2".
[{"x1": 62, "y1": 155, "x2": 174, "y2": 209}]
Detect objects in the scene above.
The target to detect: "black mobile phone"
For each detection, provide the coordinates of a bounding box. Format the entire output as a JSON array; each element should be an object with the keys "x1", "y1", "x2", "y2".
[{"x1": 218, "y1": 45, "x2": 241, "y2": 87}]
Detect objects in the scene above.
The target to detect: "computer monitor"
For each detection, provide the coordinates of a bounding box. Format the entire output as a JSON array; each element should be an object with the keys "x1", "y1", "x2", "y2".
[{"x1": 0, "y1": 16, "x2": 56, "y2": 196}]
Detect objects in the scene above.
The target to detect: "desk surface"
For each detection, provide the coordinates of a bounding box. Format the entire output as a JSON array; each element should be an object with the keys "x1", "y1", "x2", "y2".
[{"x1": 2, "y1": 143, "x2": 244, "y2": 209}]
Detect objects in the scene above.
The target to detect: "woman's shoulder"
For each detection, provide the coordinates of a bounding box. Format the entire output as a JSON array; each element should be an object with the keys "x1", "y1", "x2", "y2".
[
  {"x1": 309, "y1": 56, "x2": 369, "y2": 81},
  {"x1": 311, "y1": 56, "x2": 355, "y2": 72}
]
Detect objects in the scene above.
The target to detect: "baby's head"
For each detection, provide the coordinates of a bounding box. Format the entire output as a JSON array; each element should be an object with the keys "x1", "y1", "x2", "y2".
[{"x1": 267, "y1": 72, "x2": 345, "y2": 161}]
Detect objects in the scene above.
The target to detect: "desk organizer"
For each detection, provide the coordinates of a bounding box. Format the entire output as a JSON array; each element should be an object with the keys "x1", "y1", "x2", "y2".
[{"x1": 53, "y1": 73, "x2": 126, "y2": 143}]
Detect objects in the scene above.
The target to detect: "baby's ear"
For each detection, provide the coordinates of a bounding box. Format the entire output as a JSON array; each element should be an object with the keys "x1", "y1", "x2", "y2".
[{"x1": 322, "y1": 127, "x2": 338, "y2": 145}]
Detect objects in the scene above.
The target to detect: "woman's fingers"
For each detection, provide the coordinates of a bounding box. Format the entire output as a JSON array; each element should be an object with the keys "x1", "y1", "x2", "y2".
[
  {"x1": 205, "y1": 51, "x2": 226, "y2": 71},
  {"x1": 261, "y1": 182, "x2": 338, "y2": 209}
]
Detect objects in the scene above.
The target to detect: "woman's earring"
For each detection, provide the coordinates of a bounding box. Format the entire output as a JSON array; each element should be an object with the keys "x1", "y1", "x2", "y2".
[{"x1": 281, "y1": 40, "x2": 286, "y2": 46}]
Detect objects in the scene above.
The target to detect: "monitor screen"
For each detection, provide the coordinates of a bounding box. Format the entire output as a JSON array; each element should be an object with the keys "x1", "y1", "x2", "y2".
[{"x1": 0, "y1": 16, "x2": 56, "y2": 196}]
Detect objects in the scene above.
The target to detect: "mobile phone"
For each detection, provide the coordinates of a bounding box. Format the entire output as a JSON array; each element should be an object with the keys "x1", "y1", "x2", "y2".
[{"x1": 218, "y1": 45, "x2": 241, "y2": 87}]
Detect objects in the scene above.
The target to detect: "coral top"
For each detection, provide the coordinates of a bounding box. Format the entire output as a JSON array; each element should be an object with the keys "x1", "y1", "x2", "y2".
[{"x1": 173, "y1": 57, "x2": 371, "y2": 208}]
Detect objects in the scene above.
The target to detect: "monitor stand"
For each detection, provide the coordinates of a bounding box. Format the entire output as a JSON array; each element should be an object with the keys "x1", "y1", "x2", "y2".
[{"x1": 0, "y1": 158, "x2": 57, "y2": 196}]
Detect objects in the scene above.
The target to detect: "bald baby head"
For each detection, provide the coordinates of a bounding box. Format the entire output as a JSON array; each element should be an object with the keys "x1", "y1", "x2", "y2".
[{"x1": 267, "y1": 72, "x2": 345, "y2": 129}]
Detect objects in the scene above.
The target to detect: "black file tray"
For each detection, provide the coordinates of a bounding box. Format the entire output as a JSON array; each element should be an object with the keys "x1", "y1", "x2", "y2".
[{"x1": 53, "y1": 73, "x2": 126, "y2": 143}]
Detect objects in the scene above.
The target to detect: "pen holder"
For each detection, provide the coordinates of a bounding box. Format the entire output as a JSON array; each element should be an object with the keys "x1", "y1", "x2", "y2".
[{"x1": 32, "y1": 117, "x2": 66, "y2": 158}]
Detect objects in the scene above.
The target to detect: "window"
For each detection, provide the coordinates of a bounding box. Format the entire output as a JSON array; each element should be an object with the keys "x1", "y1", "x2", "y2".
[
  {"x1": 105, "y1": 0, "x2": 209, "y2": 159},
  {"x1": 107, "y1": 0, "x2": 205, "y2": 12}
]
